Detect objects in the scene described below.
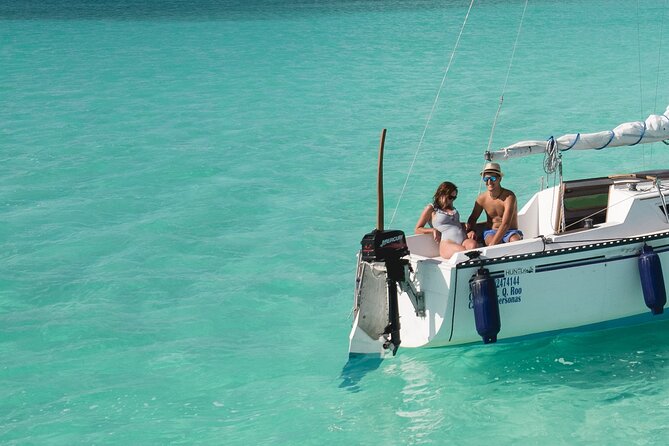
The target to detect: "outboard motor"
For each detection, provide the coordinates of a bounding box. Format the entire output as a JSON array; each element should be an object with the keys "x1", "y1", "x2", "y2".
[
  {"x1": 360, "y1": 229, "x2": 410, "y2": 355},
  {"x1": 638, "y1": 244, "x2": 667, "y2": 315},
  {"x1": 469, "y1": 267, "x2": 501, "y2": 344}
]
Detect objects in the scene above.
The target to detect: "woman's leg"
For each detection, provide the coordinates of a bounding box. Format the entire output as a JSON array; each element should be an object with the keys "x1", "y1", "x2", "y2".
[{"x1": 439, "y1": 240, "x2": 465, "y2": 259}]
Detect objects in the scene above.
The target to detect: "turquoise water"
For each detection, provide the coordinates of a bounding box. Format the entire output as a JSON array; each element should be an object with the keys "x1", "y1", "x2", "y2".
[{"x1": 2, "y1": 0, "x2": 669, "y2": 444}]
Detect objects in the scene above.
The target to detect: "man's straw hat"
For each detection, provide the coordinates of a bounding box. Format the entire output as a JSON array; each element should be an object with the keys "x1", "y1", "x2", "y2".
[{"x1": 480, "y1": 162, "x2": 503, "y2": 177}]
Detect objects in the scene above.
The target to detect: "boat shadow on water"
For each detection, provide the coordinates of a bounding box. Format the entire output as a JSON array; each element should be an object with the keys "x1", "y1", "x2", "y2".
[
  {"x1": 338, "y1": 354, "x2": 384, "y2": 392},
  {"x1": 340, "y1": 318, "x2": 669, "y2": 392}
]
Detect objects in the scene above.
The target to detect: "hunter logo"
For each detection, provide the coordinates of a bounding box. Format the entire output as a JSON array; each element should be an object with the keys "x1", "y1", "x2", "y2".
[{"x1": 504, "y1": 266, "x2": 535, "y2": 276}]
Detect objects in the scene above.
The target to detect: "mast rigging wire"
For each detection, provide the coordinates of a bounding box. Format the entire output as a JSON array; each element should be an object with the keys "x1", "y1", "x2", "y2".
[
  {"x1": 389, "y1": 0, "x2": 476, "y2": 225},
  {"x1": 636, "y1": 0, "x2": 646, "y2": 168},
  {"x1": 484, "y1": 0, "x2": 529, "y2": 155},
  {"x1": 636, "y1": 0, "x2": 645, "y2": 118},
  {"x1": 477, "y1": 0, "x2": 530, "y2": 197},
  {"x1": 654, "y1": 0, "x2": 668, "y2": 113},
  {"x1": 651, "y1": 0, "x2": 668, "y2": 162}
]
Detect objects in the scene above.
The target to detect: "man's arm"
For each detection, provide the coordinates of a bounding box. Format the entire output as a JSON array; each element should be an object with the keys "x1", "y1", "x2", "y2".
[
  {"x1": 465, "y1": 198, "x2": 484, "y2": 239},
  {"x1": 488, "y1": 193, "x2": 517, "y2": 245}
]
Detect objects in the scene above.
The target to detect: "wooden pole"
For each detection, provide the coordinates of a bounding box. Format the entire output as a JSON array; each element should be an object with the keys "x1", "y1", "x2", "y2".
[{"x1": 377, "y1": 129, "x2": 387, "y2": 231}]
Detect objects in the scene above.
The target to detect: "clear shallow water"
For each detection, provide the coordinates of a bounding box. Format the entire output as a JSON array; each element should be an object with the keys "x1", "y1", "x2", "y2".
[{"x1": 2, "y1": 0, "x2": 669, "y2": 444}]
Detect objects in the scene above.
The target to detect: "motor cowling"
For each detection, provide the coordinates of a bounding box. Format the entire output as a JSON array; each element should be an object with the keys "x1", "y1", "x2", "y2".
[
  {"x1": 638, "y1": 244, "x2": 667, "y2": 315},
  {"x1": 360, "y1": 229, "x2": 409, "y2": 263},
  {"x1": 469, "y1": 267, "x2": 501, "y2": 344}
]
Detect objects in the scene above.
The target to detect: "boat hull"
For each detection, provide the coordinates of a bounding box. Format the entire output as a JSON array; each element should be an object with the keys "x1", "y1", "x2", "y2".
[{"x1": 349, "y1": 234, "x2": 669, "y2": 355}]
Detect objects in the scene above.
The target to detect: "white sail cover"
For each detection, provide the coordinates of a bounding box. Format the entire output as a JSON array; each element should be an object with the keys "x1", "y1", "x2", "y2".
[{"x1": 488, "y1": 105, "x2": 669, "y2": 160}]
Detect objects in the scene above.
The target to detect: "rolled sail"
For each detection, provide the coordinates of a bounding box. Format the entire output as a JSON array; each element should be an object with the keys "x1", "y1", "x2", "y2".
[{"x1": 488, "y1": 105, "x2": 669, "y2": 161}]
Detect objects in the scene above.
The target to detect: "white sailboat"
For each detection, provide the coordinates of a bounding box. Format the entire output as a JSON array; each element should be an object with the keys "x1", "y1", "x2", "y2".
[{"x1": 349, "y1": 106, "x2": 669, "y2": 356}]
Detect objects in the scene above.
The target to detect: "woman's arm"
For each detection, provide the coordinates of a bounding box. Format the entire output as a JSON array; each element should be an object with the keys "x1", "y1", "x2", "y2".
[{"x1": 415, "y1": 205, "x2": 440, "y2": 242}]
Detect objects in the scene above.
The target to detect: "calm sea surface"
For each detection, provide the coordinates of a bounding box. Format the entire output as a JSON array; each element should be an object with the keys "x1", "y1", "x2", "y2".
[{"x1": 2, "y1": 0, "x2": 669, "y2": 444}]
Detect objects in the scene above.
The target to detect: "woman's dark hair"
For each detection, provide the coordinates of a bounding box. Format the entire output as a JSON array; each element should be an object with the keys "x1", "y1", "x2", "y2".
[{"x1": 433, "y1": 181, "x2": 457, "y2": 210}]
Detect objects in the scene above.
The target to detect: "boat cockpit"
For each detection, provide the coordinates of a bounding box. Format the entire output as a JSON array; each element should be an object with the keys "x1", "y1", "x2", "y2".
[{"x1": 407, "y1": 170, "x2": 669, "y2": 261}]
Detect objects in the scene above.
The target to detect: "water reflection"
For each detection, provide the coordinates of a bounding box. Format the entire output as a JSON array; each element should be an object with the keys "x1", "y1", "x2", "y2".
[
  {"x1": 336, "y1": 323, "x2": 669, "y2": 443},
  {"x1": 341, "y1": 320, "x2": 669, "y2": 392},
  {"x1": 391, "y1": 354, "x2": 448, "y2": 442}
]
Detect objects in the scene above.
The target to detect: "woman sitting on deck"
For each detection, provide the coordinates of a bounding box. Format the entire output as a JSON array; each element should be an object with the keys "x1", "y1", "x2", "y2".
[{"x1": 415, "y1": 181, "x2": 478, "y2": 259}]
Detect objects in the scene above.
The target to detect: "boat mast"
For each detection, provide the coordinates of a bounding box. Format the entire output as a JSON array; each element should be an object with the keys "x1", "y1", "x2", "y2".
[{"x1": 377, "y1": 129, "x2": 386, "y2": 231}]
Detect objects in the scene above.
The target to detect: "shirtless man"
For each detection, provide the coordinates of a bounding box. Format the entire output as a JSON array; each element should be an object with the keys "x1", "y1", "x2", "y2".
[{"x1": 465, "y1": 162, "x2": 523, "y2": 246}]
